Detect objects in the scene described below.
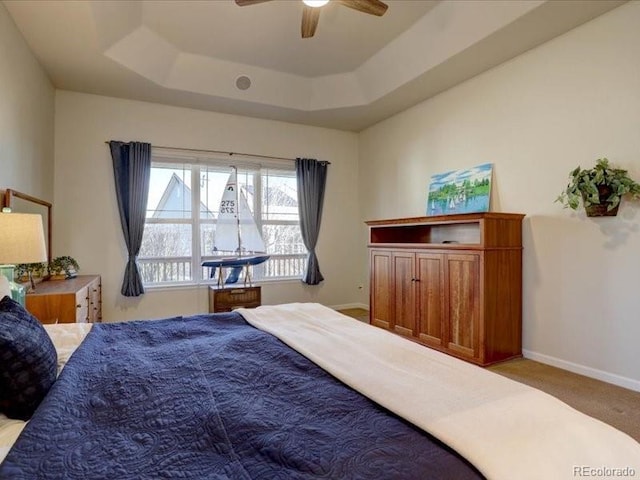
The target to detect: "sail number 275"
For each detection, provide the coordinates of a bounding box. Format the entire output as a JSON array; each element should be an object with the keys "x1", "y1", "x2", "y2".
[{"x1": 220, "y1": 200, "x2": 236, "y2": 214}]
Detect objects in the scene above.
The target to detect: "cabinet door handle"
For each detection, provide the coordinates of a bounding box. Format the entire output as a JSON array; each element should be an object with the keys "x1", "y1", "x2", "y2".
[
  {"x1": 76, "y1": 304, "x2": 82, "y2": 308},
  {"x1": 414, "y1": 278, "x2": 421, "y2": 282}
]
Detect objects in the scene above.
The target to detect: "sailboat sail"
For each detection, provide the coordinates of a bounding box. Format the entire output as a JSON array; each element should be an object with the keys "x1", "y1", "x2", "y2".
[{"x1": 214, "y1": 171, "x2": 266, "y2": 254}]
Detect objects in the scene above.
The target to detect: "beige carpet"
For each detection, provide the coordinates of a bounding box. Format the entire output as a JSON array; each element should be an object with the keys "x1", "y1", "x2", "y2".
[
  {"x1": 338, "y1": 308, "x2": 640, "y2": 442},
  {"x1": 489, "y1": 358, "x2": 640, "y2": 442}
]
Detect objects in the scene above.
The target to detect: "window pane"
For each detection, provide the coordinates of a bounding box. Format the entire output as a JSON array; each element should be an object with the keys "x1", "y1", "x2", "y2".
[
  {"x1": 200, "y1": 221, "x2": 216, "y2": 258},
  {"x1": 262, "y1": 224, "x2": 305, "y2": 255},
  {"x1": 139, "y1": 224, "x2": 192, "y2": 283},
  {"x1": 199, "y1": 167, "x2": 259, "y2": 258},
  {"x1": 200, "y1": 167, "x2": 258, "y2": 219},
  {"x1": 199, "y1": 167, "x2": 229, "y2": 220},
  {"x1": 237, "y1": 168, "x2": 257, "y2": 215},
  {"x1": 140, "y1": 223, "x2": 192, "y2": 257},
  {"x1": 147, "y1": 164, "x2": 192, "y2": 219},
  {"x1": 261, "y1": 255, "x2": 306, "y2": 279},
  {"x1": 262, "y1": 171, "x2": 298, "y2": 221}
]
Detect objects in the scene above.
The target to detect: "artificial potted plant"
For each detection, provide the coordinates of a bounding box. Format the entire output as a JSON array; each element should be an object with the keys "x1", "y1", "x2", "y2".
[
  {"x1": 14, "y1": 262, "x2": 47, "y2": 282},
  {"x1": 48, "y1": 256, "x2": 79, "y2": 280},
  {"x1": 556, "y1": 158, "x2": 640, "y2": 216}
]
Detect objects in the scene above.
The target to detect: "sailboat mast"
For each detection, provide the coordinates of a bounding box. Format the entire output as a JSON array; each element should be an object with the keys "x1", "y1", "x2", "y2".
[{"x1": 232, "y1": 166, "x2": 242, "y2": 258}]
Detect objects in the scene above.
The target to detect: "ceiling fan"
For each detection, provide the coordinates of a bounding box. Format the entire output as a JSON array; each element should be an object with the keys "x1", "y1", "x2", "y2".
[{"x1": 234, "y1": 0, "x2": 389, "y2": 38}]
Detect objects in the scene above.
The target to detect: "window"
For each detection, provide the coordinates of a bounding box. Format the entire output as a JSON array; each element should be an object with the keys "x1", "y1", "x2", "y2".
[{"x1": 138, "y1": 156, "x2": 306, "y2": 285}]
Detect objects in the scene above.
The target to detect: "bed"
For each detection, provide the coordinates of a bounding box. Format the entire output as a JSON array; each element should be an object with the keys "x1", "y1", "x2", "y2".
[{"x1": 1, "y1": 301, "x2": 639, "y2": 479}]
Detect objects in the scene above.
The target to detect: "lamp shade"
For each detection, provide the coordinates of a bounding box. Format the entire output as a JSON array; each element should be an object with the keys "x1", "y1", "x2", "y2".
[{"x1": 0, "y1": 213, "x2": 48, "y2": 264}]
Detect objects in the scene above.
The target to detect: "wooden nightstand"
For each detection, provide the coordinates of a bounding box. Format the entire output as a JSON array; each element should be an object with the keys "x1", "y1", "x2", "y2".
[
  {"x1": 209, "y1": 286, "x2": 261, "y2": 313},
  {"x1": 25, "y1": 275, "x2": 102, "y2": 324}
]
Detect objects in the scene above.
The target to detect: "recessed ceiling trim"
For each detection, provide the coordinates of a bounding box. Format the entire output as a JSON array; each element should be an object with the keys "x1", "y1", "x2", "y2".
[
  {"x1": 104, "y1": 26, "x2": 179, "y2": 85},
  {"x1": 310, "y1": 72, "x2": 366, "y2": 110},
  {"x1": 4, "y1": 0, "x2": 627, "y2": 130},
  {"x1": 98, "y1": 0, "x2": 550, "y2": 113},
  {"x1": 90, "y1": 0, "x2": 142, "y2": 51},
  {"x1": 356, "y1": 0, "x2": 545, "y2": 101},
  {"x1": 166, "y1": 53, "x2": 313, "y2": 109}
]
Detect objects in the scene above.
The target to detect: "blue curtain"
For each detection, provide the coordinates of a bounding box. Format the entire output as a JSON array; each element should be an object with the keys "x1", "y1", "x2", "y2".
[
  {"x1": 109, "y1": 141, "x2": 151, "y2": 297},
  {"x1": 295, "y1": 158, "x2": 328, "y2": 285}
]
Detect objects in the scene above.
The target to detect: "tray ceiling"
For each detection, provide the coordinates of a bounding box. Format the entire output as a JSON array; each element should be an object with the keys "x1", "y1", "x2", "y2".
[{"x1": 3, "y1": 0, "x2": 626, "y2": 131}]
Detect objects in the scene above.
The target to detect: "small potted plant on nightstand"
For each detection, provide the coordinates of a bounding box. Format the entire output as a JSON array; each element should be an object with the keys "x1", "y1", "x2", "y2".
[
  {"x1": 14, "y1": 262, "x2": 47, "y2": 282},
  {"x1": 556, "y1": 158, "x2": 640, "y2": 216},
  {"x1": 14, "y1": 262, "x2": 48, "y2": 291},
  {"x1": 48, "y1": 256, "x2": 79, "y2": 280}
]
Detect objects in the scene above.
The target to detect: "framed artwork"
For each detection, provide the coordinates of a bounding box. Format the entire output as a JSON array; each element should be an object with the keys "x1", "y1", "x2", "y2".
[{"x1": 427, "y1": 163, "x2": 493, "y2": 215}]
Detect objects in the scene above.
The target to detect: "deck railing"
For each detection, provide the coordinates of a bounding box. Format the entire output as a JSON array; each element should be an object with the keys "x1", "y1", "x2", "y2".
[{"x1": 139, "y1": 253, "x2": 306, "y2": 284}]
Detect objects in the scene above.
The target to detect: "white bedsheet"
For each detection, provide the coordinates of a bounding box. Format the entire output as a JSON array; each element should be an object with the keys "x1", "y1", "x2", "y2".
[
  {"x1": 239, "y1": 303, "x2": 640, "y2": 480},
  {"x1": 0, "y1": 323, "x2": 92, "y2": 463}
]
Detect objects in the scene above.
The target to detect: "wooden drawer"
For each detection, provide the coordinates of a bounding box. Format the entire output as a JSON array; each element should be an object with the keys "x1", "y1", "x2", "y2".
[
  {"x1": 75, "y1": 287, "x2": 90, "y2": 323},
  {"x1": 26, "y1": 275, "x2": 102, "y2": 324},
  {"x1": 26, "y1": 292, "x2": 78, "y2": 324},
  {"x1": 87, "y1": 277, "x2": 102, "y2": 322},
  {"x1": 209, "y1": 286, "x2": 261, "y2": 313}
]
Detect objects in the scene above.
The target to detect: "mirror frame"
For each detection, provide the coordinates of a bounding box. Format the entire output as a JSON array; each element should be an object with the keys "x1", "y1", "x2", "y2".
[{"x1": 3, "y1": 189, "x2": 52, "y2": 262}]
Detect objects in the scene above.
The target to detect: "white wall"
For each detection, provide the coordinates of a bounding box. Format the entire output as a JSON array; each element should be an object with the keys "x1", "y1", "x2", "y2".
[
  {"x1": 54, "y1": 91, "x2": 361, "y2": 322},
  {"x1": 0, "y1": 3, "x2": 54, "y2": 200},
  {"x1": 359, "y1": 2, "x2": 640, "y2": 390}
]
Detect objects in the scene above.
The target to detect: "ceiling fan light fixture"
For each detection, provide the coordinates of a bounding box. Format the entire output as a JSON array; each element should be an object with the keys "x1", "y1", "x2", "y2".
[
  {"x1": 302, "y1": 0, "x2": 329, "y2": 8},
  {"x1": 237, "y1": 0, "x2": 388, "y2": 38}
]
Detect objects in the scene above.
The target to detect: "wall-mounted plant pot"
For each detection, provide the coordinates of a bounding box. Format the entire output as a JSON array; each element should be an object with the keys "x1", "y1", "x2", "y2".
[
  {"x1": 585, "y1": 203, "x2": 619, "y2": 217},
  {"x1": 583, "y1": 185, "x2": 619, "y2": 217}
]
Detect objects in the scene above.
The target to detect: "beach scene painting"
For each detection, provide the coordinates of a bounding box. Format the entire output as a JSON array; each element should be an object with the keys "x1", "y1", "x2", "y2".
[{"x1": 427, "y1": 163, "x2": 493, "y2": 215}]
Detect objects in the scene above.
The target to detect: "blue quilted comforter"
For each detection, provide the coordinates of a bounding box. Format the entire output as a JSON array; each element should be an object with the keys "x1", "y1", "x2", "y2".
[{"x1": 0, "y1": 313, "x2": 483, "y2": 479}]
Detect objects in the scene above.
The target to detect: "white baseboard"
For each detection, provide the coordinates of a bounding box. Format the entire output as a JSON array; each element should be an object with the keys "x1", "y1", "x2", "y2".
[
  {"x1": 330, "y1": 303, "x2": 369, "y2": 311},
  {"x1": 523, "y1": 349, "x2": 640, "y2": 393}
]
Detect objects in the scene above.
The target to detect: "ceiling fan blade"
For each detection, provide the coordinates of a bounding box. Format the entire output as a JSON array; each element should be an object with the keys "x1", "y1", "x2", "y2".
[
  {"x1": 337, "y1": 0, "x2": 388, "y2": 16},
  {"x1": 235, "y1": 0, "x2": 274, "y2": 6},
  {"x1": 301, "y1": 6, "x2": 321, "y2": 38}
]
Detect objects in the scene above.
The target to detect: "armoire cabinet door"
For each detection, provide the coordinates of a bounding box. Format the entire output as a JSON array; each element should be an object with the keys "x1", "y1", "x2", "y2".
[
  {"x1": 416, "y1": 253, "x2": 445, "y2": 347},
  {"x1": 445, "y1": 253, "x2": 480, "y2": 359},
  {"x1": 391, "y1": 251, "x2": 416, "y2": 337},
  {"x1": 370, "y1": 250, "x2": 392, "y2": 329}
]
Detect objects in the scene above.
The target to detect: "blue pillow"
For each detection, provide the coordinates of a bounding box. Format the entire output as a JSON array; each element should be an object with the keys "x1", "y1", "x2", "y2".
[{"x1": 0, "y1": 296, "x2": 57, "y2": 420}]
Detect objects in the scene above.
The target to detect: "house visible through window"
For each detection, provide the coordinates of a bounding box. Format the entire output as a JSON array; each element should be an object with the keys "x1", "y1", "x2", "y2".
[{"x1": 138, "y1": 156, "x2": 306, "y2": 285}]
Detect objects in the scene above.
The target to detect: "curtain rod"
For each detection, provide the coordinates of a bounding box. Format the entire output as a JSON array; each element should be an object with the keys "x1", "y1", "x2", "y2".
[{"x1": 104, "y1": 142, "x2": 330, "y2": 164}]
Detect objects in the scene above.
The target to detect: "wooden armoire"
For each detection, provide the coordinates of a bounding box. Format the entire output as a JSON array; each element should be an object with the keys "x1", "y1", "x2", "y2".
[{"x1": 366, "y1": 213, "x2": 524, "y2": 366}]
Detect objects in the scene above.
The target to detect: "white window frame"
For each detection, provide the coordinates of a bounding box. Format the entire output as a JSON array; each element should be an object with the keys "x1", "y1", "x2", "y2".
[{"x1": 139, "y1": 153, "x2": 305, "y2": 287}]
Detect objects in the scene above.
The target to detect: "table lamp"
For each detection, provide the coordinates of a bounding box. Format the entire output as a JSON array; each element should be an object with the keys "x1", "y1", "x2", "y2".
[{"x1": 0, "y1": 212, "x2": 48, "y2": 306}]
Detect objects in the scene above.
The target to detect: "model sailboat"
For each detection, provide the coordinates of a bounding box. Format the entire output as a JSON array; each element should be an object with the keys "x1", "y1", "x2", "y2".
[{"x1": 202, "y1": 168, "x2": 269, "y2": 285}]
